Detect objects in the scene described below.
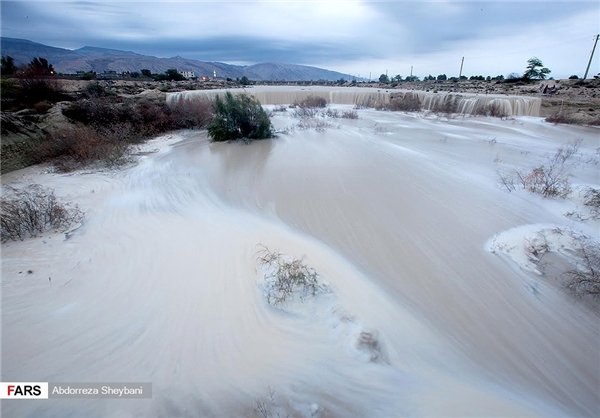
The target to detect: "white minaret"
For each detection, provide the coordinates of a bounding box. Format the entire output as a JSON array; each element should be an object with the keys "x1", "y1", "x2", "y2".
[{"x1": 213, "y1": 70, "x2": 216, "y2": 78}]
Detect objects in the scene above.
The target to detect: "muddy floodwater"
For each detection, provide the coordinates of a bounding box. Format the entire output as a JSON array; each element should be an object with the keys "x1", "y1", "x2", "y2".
[{"x1": 2, "y1": 97, "x2": 599, "y2": 417}]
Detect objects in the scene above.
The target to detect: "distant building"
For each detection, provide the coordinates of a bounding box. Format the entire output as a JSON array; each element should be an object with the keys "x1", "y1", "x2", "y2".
[
  {"x1": 178, "y1": 70, "x2": 195, "y2": 79},
  {"x1": 98, "y1": 70, "x2": 119, "y2": 80}
]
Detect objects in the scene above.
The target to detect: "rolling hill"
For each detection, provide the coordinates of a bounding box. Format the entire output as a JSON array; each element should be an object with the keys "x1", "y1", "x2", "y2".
[{"x1": 0, "y1": 37, "x2": 355, "y2": 81}]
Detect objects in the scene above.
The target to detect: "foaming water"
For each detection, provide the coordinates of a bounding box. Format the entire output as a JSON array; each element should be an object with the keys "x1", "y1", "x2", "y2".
[
  {"x1": 167, "y1": 86, "x2": 541, "y2": 116},
  {"x1": 2, "y1": 111, "x2": 598, "y2": 416}
]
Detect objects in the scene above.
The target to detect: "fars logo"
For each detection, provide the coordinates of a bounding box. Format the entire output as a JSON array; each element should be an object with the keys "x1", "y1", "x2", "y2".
[{"x1": 0, "y1": 382, "x2": 49, "y2": 399}]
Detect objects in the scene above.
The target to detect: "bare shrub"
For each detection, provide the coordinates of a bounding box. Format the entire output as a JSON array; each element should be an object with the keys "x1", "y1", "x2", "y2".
[
  {"x1": 546, "y1": 112, "x2": 578, "y2": 125},
  {"x1": 564, "y1": 235, "x2": 600, "y2": 299},
  {"x1": 341, "y1": 110, "x2": 359, "y2": 119},
  {"x1": 487, "y1": 102, "x2": 508, "y2": 118},
  {"x1": 296, "y1": 119, "x2": 334, "y2": 132},
  {"x1": 295, "y1": 95, "x2": 327, "y2": 108},
  {"x1": 169, "y1": 97, "x2": 214, "y2": 129},
  {"x1": 38, "y1": 126, "x2": 130, "y2": 169},
  {"x1": 1, "y1": 184, "x2": 83, "y2": 242},
  {"x1": 384, "y1": 93, "x2": 421, "y2": 112},
  {"x1": 323, "y1": 108, "x2": 340, "y2": 118},
  {"x1": 583, "y1": 187, "x2": 600, "y2": 217},
  {"x1": 272, "y1": 105, "x2": 287, "y2": 112},
  {"x1": 256, "y1": 245, "x2": 323, "y2": 306},
  {"x1": 293, "y1": 107, "x2": 319, "y2": 118},
  {"x1": 498, "y1": 140, "x2": 580, "y2": 198},
  {"x1": 33, "y1": 100, "x2": 53, "y2": 114}
]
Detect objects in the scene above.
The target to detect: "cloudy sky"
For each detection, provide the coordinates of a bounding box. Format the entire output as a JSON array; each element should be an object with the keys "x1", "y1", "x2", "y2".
[{"x1": 1, "y1": 0, "x2": 599, "y2": 79}]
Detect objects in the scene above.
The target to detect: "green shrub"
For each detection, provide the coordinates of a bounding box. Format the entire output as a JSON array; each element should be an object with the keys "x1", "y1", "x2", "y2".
[{"x1": 208, "y1": 92, "x2": 272, "y2": 142}]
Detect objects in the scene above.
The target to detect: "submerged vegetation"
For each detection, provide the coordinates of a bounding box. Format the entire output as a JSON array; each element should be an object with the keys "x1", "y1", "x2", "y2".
[
  {"x1": 1, "y1": 184, "x2": 83, "y2": 242},
  {"x1": 255, "y1": 245, "x2": 324, "y2": 306},
  {"x1": 208, "y1": 92, "x2": 272, "y2": 142}
]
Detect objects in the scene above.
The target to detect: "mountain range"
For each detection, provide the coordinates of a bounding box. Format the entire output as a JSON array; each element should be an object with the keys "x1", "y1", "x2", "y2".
[{"x1": 0, "y1": 37, "x2": 355, "y2": 82}]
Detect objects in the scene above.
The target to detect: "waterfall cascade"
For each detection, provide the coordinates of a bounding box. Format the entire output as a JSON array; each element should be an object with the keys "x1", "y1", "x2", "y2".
[{"x1": 167, "y1": 86, "x2": 541, "y2": 117}]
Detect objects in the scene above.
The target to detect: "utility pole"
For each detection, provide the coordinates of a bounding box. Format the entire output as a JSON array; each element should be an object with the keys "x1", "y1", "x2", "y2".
[
  {"x1": 459, "y1": 57, "x2": 464, "y2": 79},
  {"x1": 410, "y1": 66, "x2": 413, "y2": 77},
  {"x1": 583, "y1": 34, "x2": 599, "y2": 80}
]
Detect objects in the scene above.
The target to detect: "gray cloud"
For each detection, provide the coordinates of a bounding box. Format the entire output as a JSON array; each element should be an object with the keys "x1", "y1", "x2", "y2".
[{"x1": 1, "y1": 1, "x2": 598, "y2": 79}]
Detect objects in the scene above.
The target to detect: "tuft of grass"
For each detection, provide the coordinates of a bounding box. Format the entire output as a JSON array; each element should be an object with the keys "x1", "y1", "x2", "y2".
[{"x1": 1, "y1": 184, "x2": 83, "y2": 242}]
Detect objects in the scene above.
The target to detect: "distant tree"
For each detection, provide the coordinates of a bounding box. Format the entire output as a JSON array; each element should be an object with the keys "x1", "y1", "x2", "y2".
[
  {"x1": 486, "y1": 76, "x2": 491, "y2": 81},
  {"x1": 141, "y1": 69, "x2": 152, "y2": 77},
  {"x1": 507, "y1": 73, "x2": 521, "y2": 80},
  {"x1": 81, "y1": 71, "x2": 96, "y2": 80},
  {"x1": 405, "y1": 75, "x2": 419, "y2": 82},
  {"x1": 379, "y1": 74, "x2": 390, "y2": 83},
  {"x1": 568, "y1": 75, "x2": 579, "y2": 80},
  {"x1": 239, "y1": 76, "x2": 250, "y2": 85},
  {"x1": 1, "y1": 55, "x2": 16, "y2": 75},
  {"x1": 130, "y1": 71, "x2": 141, "y2": 78},
  {"x1": 492, "y1": 75, "x2": 505, "y2": 81},
  {"x1": 459, "y1": 75, "x2": 467, "y2": 80},
  {"x1": 425, "y1": 74, "x2": 435, "y2": 81},
  {"x1": 164, "y1": 69, "x2": 184, "y2": 81},
  {"x1": 393, "y1": 75, "x2": 402, "y2": 83},
  {"x1": 28, "y1": 57, "x2": 54, "y2": 75},
  {"x1": 337, "y1": 77, "x2": 346, "y2": 85},
  {"x1": 436, "y1": 74, "x2": 447, "y2": 81},
  {"x1": 523, "y1": 57, "x2": 551, "y2": 80}
]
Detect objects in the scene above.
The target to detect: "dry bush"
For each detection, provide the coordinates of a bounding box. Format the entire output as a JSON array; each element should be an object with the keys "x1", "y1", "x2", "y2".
[
  {"x1": 168, "y1": 97, "x2": 214, "y2": 129},
  {"x1": 256, "y1": 245, "x2": 323, "y2": 306},
  {"x1": 295, "y1": 95, "x2": 327, "y2": 108},
  {"x1": 383, "y1": 93, "x2": 421, "y2": 112},
  {"x1": 37, "y1": 126, "x2": 130, "y2": 170},
  {"x1": 296, "y1": 119, "x2": 334, "y2": 132},
  {"x1": 487, "y1": 102, "x2": 508, "y2": 118},
  {"x1": 1, "y1": 184, "x2": 83, "y2": 242},
  {"x1": 341, "y1": 110, "x2": 359, "y2": 119},
  {"x1": 583, "y1": 187, "x2": 600, "y2": 217},
  {"x1": 293, "y1": 106, "x2": 320, "y2": 118},
  {"x1": 498, "y1": 141, "x2": 580, "y2": 198},
  {"x1": 546, "y1": 112, "x2": 578, "y2": 125},
  {"x1": 33, "y1": 100, "x2": 53, "y2": 114},
  {"x1": 9, "y1": 76, "x2": 73, "y2": 109},
  {"x1": 323, "y1": 108, "x2": 340, "y2": 118},
  {"x1": 565, "y1": 235, "x2": 600, "y2": 299},
  {"x1": 272, "y1": 105, "x2": 287, "y2": 112}
]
